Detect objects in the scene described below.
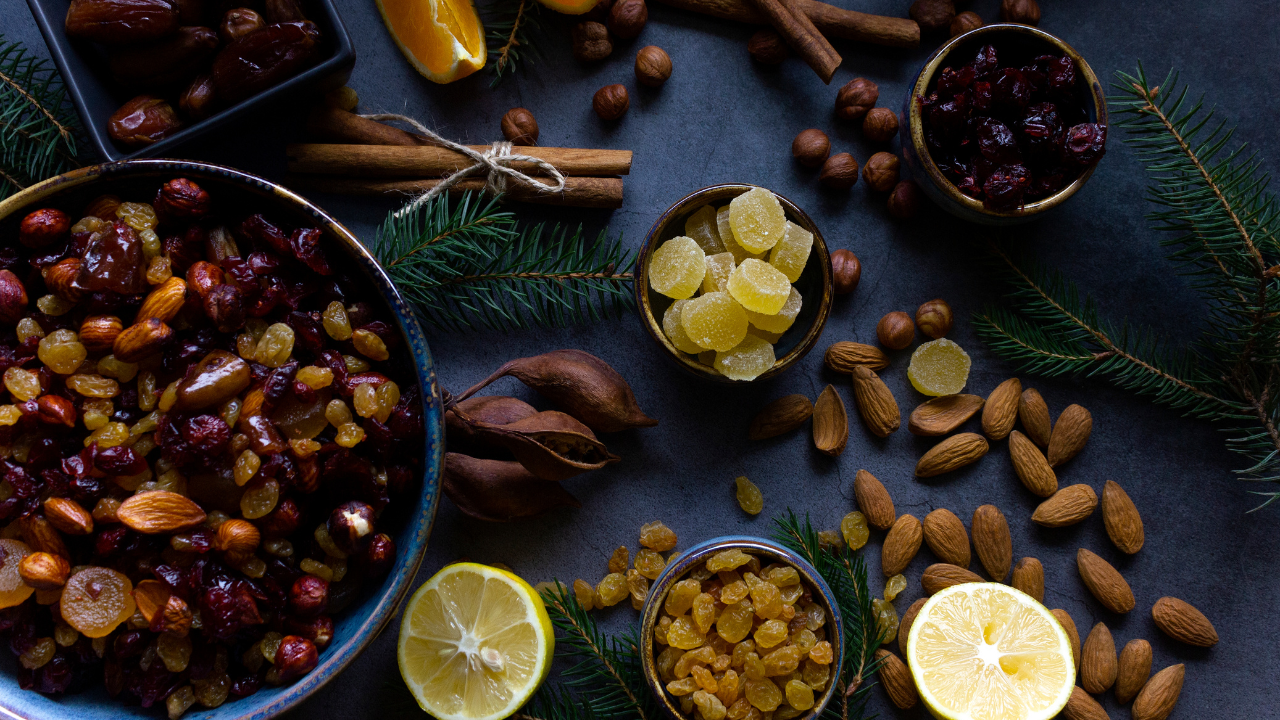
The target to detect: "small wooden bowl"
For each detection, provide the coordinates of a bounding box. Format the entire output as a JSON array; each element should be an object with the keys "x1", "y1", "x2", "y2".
[
  {"x1": 901, "y1": 24, "x2": 1108, "y2": 225},
  {"x1": 635, "y1": 184, "x2": 833, "y2": 383}
]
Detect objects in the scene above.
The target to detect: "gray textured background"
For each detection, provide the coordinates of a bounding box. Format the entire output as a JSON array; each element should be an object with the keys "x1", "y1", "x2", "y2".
[{"x1": 6, "y1": 0, "x2": 1280, "y2": 717}]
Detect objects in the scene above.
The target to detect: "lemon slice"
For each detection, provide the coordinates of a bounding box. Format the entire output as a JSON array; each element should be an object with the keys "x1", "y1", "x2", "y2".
[
  {"x1": 906, "y1": 583, "x2": 1074, "y2": 720},
  {"x1": 375, "y1": 0, "x2": 486, "y2": 84},
  {"x1": 398, "y1": 563, "x2": 554, "y2": 720}
]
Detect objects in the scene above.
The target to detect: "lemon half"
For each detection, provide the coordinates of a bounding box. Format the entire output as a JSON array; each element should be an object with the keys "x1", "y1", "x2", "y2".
[
  {"x1": 398, "y1": 563, "x2": 554, "y2": 720},
  {"x1": 906, "y1": 583, "x2": 1074, "y2": 720}
]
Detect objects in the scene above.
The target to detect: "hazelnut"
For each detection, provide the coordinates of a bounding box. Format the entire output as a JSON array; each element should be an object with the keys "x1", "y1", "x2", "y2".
[
  {"x1": 214, "y1": 518, "x2": 260, "y2": 560},
  {"x1": 819, "y1": 153, "x2": 859, "y2": 190},
  {"x1": 608, "y1": 0, "x2": 647, "y2": 39},
  {"x1": 791, "y1": 129, "x2": 830, "y2": 169},
  {"x1": 80, "y1": 315, "x2": 124, "y2": 355},
  {"x1": 274, "y1": 635, "x2": 319, "y2": 682},
  {"x1": 203, "y1": 284, "x2": 245, "y2": 334},
  {"x1": 835, "y1": 77, "x2": 878, "y2": 121},
  {"x1": 877, "y1": 311, "x2": 915, "y2": 350},
  {"x1": 18, "y1": 552, "x2": 70, "y2": 590},
  {"x1": 862, "y1": 151, "x2": 901, "y2": 192},
  {"x1": 36, "y1": 395, "x2": 76, "y2": 428},
  {"x1": 950, "y1": 10, "x2": 982, "y2": 36},
  {"x1": 887, "y1": 180, "x2": 922, "y2": 219},
  {"x1": 154, "y1": 178, "x2": 211, "y2": 221},
  {"x1": 289, "y1": 575, "x2": 329, "y2": 618},
  {"x1": 501, "y1": 107, "x2": 539, "y2": 146},
  {"x1": 571, "y1": 21, "x2": 612, "y2": 62},
  {"x1": 748, "y1": 28, "x2": 788, "y2": 66},
  {"x1": 19, "y1": 208, "x2": 70, "y2": 248},
  {"x1": 830, "y1": 249, "x2": 861, "y2": 295},
  {"x1": 365, "y1": 533, "x2": 396, "y2": 576},
  {"x1": 0, "y1": 270, "x2": 29, "y2": 325},
  {"x1": 1001, "y1": 0, "x2": 1040, "y2": 25},
  {"x1": 327, "y1": 500, "x2": 376, "y2": 554},
  {"x1": 862, "y1": 108, "x2": 899, "y2": 143},
  {"x1": 916, "y1": 299, "x2": 954, "y2": 339},
  {"x1": 909, "y1": 0, "x2": 956, "y2": 33},
  {"x1": 593, "y1": 84, "x2": 630, "y2": 121},
  {"x1": 286, "y1": 615, "x2": 335, "y2": 649},
  {"x1": 260, "y1": 498, "x2": 302, "y2": 537},
  {"x1": 634, "y1": 45, "x2": 671, "y2": 87},
  {"x1": 158, "y1": 594, "x2": 193, "y2": 635}
]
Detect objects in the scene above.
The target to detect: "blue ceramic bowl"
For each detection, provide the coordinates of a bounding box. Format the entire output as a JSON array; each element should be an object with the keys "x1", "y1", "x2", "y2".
[
  {"x1": 0, "y1": 159, "x2": 443, "y2": 720},
  {"x1": 639, "y1": 536, "x2": 845, "y2": 720}
]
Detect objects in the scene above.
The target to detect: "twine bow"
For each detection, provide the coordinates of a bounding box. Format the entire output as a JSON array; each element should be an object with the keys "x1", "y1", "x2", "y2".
[{"x1": 360, "y1": 113, "x2": 567, "y2": 217}]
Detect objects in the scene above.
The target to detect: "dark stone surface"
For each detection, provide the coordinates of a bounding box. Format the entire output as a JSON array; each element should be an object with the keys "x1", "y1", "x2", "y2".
[{"x1": 6, "y1": 0, "x2": 1280, "y2": 716}]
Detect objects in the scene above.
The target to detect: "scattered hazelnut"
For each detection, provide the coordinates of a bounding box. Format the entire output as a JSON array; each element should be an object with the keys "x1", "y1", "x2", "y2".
[
  {"x1": 1001, "y1": 0, "x2": 1040, "y2": 25},
  {"x1": 19, "y1": 208, "x2": 70, "y2": 248},
  {"x1": 877, "y1": 311, "x2": 915, "y2": 350},
  {"x1": 819, "y1": 153, "x2": 859, "y2": 190},
  {"x1": 830, "y1": 249, "x2": 861, "y2": 295},
  {"x1": 950, "y1": 10, "x2": 982, "y2": 36},
  {"x1": 501, "y1": 107, "x2": 539, "y2": 146},
  {"x1": 791, "y1": 129, "x2": 830, "y2": 169},
  {"x1": 916, "y1": 299, "x2": 954, "y2": 339},
  {"x1": 862, "y1": 151, "x2": 901, "y2": 192},
  {"x1": 260, "y1": 498, "x2": 302, "y2": 537},
  {"x1": 275, "y1": 635, "x2": 319, "y2": 682},
  {"x1": 862, "y1": 108, "x2": 899, "y2": 143},
  {"x1": 289, "y1": 575, "x2": 329, "y2": 617},
  {"x1": 748, "y1": 28, "x2": 788, "y2": 66},
  {"x1": 909, "y1": 0, "x2": 956, "y2": 34},
  {"x1": 887, "y1": 180, "x2": 922, "y2": 219},
  {"x1": 835, "y1": 77, "x2": 878, "y2": 121},
  {"x1": 18, "y1": 552, "x2": 70, "y2": 590},
  {"x1": 593, "y1": 84, "x2": 630, "y2": 121},
  {"x1": 571, "y1": 21, "x2": 612, "y2": 62},
  {"x1": 0, "y1": 270, "x2": 29, "y2": 326},
  {"x1": 365, "y1": 533, "x2": 396, "y2": 576},
  {"x1": 635, "y1": 45, "x2": 672, "y2": 87},
  {"x1": 327, "y1": 500, "x2": 376, "y2": 555},
  {"x1": 608, "y1": 0, "x2": 647, "y2": 39}
]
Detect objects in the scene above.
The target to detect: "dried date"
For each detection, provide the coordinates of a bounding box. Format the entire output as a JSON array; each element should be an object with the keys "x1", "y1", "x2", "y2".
[
  {"x1": 108, "y1": 26, "x2": 219, "y2": 89},
  {"x1": 179, "y1": 73, "x2": 219, "y2": 121},
  {"x1": 107, "y1": 95, "x2": 182, "y2": 147},
  {"x1": 211, "y1": 21, "x2": 321, "y2": 104},
  {"x1": 65, "y1": 0, "x2": 179, "y2": 44}
]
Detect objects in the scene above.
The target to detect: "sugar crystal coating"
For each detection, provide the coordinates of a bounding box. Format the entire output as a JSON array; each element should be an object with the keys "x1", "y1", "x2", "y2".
[
  {"x1": 727, "y1": 259, "x2": 791, "y2": 315},
  {"x1": 648, "y1": 236, "x2": 706, "y2": 299},
  {"x1": 681, "y1": 292, "x2": 748, "y2": 352},
  {"x1": 907, "y1": 338, "x2": 972, "y2": 396},
  {"x1": 768, "y1": 221, "x2": 814, "y2": 283},
  {"x1": 745, "y1": 286, "x2": 802, "y2": 334},
  {"x1": 714, "y1": 335, "x2": 776, "y2": 382},
  {"x1": 702, "y1": 252, "x2": 736, "y2": 294},
  {"x1": 662, "y1": 299, "x2": 704, "y2": 354},
  {"x1": 729, "y1": 188, "x2": 787, "y2": 253},
  {"x1": 718, "y1": 206, "x2": 766, "y2": 264},
  {"x1": 685, "y1": 205, "x2": 727, "y2": 254}
]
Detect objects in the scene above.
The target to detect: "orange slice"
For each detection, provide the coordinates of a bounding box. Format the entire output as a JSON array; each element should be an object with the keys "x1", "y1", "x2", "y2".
[
  {"x1": 375, "y1": 0, "x2": 487, "y2": 84},
  {"x1": 535, "y1": 0, "x2": 600, "y2": 14}
]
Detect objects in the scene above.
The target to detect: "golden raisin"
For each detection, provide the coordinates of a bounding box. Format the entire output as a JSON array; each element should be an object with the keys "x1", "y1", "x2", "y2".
[
  {"x1": 335, "y1": 422, "x2": 365, "y2": 448},
  {"x1": 634, "y1": 548, "x2": 666, "y2": 580},
  {"x1": 322, "y1": 302, "x2": 352, "y2": 341},
  {"x1": 639, "y1": 521, "x2": 677, "y2": 551},
  {"x1": 352, "y1": 329, "x2": 388, "y2": 361}
]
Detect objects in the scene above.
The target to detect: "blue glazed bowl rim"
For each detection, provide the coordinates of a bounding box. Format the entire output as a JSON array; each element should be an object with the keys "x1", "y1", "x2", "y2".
[
  {"x1": 638, "y1": 535, "x2": 845, "y2": 720},
  {"x1": 0, "y1": 159, "x2": 444, "y2": 720}
]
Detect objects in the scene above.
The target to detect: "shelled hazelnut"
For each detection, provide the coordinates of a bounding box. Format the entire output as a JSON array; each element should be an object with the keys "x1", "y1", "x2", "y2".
[
  {"x1": 916, "y1": 299, "x2": 954, "y2": 339},
  {"x1": 1001, "y1": 0, "x2": 1040, "y2": 25},
  {"x1": 635, "y1": 46, "x2": 672, "y2": 87},
  {"x1": 831, "y1": 250, "x2": 861, "y2": 295},
  {"x1": 791, "y1": 129, "x2": 830, "y2": 169},
  {"x1": 608, "y1": 0, "x2": 647, "y2": 39},
  {"x1": 835, "y1": 77, "x2": 878, "y2": 121},
  {"x1": 0, "y1": 270, "x2": 29, "y2": 325},
  {"x1": 862, "y1": 108, "x2": 899, "y2": 143},
  {"x1": 572, "y1": 21, "x2": 612, "y2": 62},
  {"x1": 862, "y1": 152, "x2": 901, "y2": 192},
  {"x1": 19, "y1": 208, "x2": 69, "y2": 248},
  {"x1": 950, "y1": 10, "x2": 982, "y2": 36},
  {"x1": 593, "y1": 84, "x2": 630, "y2": 120},
  {"x1": 877, "y1": 311, "x2": 915, "y2": 350},
  {"x1": 909, "y1": 0, "x2": 956, "y2": 33},
  {"x1": 820, "y1": 153, "x2": 859, "y2": 190},
  {"x1": 887, "y1": 180, "x2": 922, "y2": 219},
  {"x1": 501, "y1": 108, "x2": 539, "y2": 145},
  {"x1": 748, "y1": 28, "x2": 788, "y2": 66}
]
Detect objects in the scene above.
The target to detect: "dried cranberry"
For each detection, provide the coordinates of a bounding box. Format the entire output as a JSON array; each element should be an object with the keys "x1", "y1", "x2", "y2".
[
  {"x1": 29, "y1": 652, "x2": 73, "y2": 693},
  {"x1": 71, "y1": 473, "x2": 107, "y2": 504},
  {"x1": 247, "y1": 251, "x2": 282, "y2": 275},
  {"x1": 993, "y1": 68, "x2": 1031, "y2": 115},
  {"x1": 113, "y1": 630, "x2": 147, "y2": 659},
  {"x1": 260, "y1": 498, "x2": 301, "y2": 536},
  {"x1": 199, "y1": 575, "x2": 264, "y2": 640},
  {"x1": 245, "y1": 277, "x2": 283, "y2": 317},
  {"x1": 345, "y1": 301, "x2": 375, "y2": 329},
  {"x1": 1020, "y1": 102, "x2": 1062, "y2": 156},
  {"x1": 935, "y1": 65, "x2": 974, "y2": 99},
  {"x1": 292, "y1": 380, "x2": 317, "y2": 404},
  {"x1": 289, "y1": 228, "x2": 333, "y2": 276},
  {"x1": 92, "y1": 444, "x2": 147, "y2": 476},
  {"x1": 0, "y1": 247, "x2": 20, "y2": 273},
  {"x1": 229, "y1": 673, "x2": 261, "y2": 697},
  {"x1": 94, "y1": 527, "x2": 130, "y2": 557},
  {"x1": 28, "y1": 241, "x2": 72, "y2": 271},
  {"x1": 969, "y1": 44, "x2": 998, "y2": 78},
  {"x1": 983, "y1": 164, "x2": 1031, "y2": 210},
  {"x1": 1062, "y1": 123, "x2": 1107, "y2": 165},
  {"x1": 285, "y1": 311, "x2": 324, "y2": 352},
  {"x1": 262, "y1": 360, "x2": 300, "y2": 409},
  {"x1": 130, "y1": 653, "x2": 180, "y2": 707},
  {"x1": 79, "y1": 221, "x2": 147, "y2": 295},
  {"x1": 928, "y1": 95, "x2": 969, "y2": 146},
  {"x1": 25, "y1": 437, "x2": 61, "y2": 472},
  {"x1": 976, "y1": 118, "x2": 1021, "y2": 165},
  {"x1": 239, "y1": 214, "x2": 292, "y2": 256},
  {"x1": 181, "y1": 414, "x2": 231, "y2": 455},
  {"x1": 5, "y1": 464, "x2": 40, "y2": 499},
  {"x1": 1020, "y1": 65, "x2": 1046, "y2": 95},
  {"x1": 1045, "y1": 55, "x2": 1077, "y2": 97},
  {"x1": 163, "y1": 226, "x2": 206, "y2": 273},
  {"x1": 1027, "y1": 171, "x2": 1067, "y2": 199},
  {"x1": 385, "y1": 464, "x2": 414, "y2": 496},
  {"x1": 153, "y1": 564, "x2": 187, "y2": 595}
]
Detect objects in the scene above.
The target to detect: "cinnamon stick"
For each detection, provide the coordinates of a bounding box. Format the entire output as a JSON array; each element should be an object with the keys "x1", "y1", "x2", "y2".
[
  {"x1": 286, "y1": 176, "x2": 625, "y2": 209},
  {"x1": 286, "y1": 143, "x2": 633, "y2": 178},
  {"x1": 652, "y1": 0, "x2": 919, "y2": 48},
  {"x1": 751, "y1": 0, "x2": 840, "y2": 82},
  {"x1": 306, "y1": 106, "x2": 433, "y2": 146}
]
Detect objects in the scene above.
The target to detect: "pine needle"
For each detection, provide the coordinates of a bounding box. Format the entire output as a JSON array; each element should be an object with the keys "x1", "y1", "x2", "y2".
[
  {"x1": 482, "y1": 0, "x2": 546, "y2": 86},
  {"x1": 0, "y1": 37, "x2": 82, "y2": 201}
]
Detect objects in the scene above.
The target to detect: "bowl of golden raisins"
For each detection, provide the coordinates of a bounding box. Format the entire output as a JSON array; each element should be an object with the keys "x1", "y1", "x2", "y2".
[{"x1": 640, "y1": 536, "x2": 844, "y2": 720}]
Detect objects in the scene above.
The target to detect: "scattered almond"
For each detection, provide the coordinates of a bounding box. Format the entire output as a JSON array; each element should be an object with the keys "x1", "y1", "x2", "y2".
[
  {"x1": 899, "y1": 597, "x2": 926, "y2": 657},
  {"x1": 1048, "y1": 403, "x2": 1092, "y2": 466},
  {"x1": 1116, "y1": 638, "x2": 1153, "y2": 704},
  {"x1": 1031, "y1": 484, "x2": 1098, "y2": 527},
  {"x1": 972, "y1": 504, "x2": 1012, "y2": 581},
  {"x1": 921, "y1": 508, "x2": 970, "y2": 567},
  {"x1": 812, "y1": 385, "x2": 849, "y2": 456},
  {"x1": 1081, "y1": 622, "x2": 1118, "y2": 693},
  {"x1": 981, "y1": 377, "x2": 1021, "y2": 440},
  {"x1": 1076, "y1": 548, "x2": 1135, "y2": 613},
  {"x1": 881, "y1": 513, "x2": 922, "y2": 577},
  {"x1": 853, "y1": 469, "x2": 895, "y2": 530},
  {"x1": 1101, "y1": 480, "x2": 1144, "y2": 554},
  {"x1": 1052, "y1": 608, "x2": 1082, "y2": 671},
  {"x1": 874, "y1": 649, "x2": 918, "y2": 709},
  {"x1": 851, "y1": 366, "x2": 900, "y2": 437},
  {"x1": 921, "y1": 563, "x2": 982, "y2": 594},
  {"x1": 1151, "y1": 596, "x2": 1218, "y2": 647},
  {"x1": 1011, "y1": 557, "x2": 1044, "y2": 602},
  {"x1": 1063, "y1": 686, "x2": 1110, "y2": 720},
  {"x1": 43, "y1": 497, "x2": 94, "y2": 536},
  {"x1": 915, "y1": 432, "x2": 989, "y2": 477},
  {"x1": 1009, "y1": 429, "x2": 1058, "y2": 497},
  {"x1": 1018, "y1": 387, "x2": 1052, "y2": 447},
  {"x1": 117, "y1": 491, "x2": 207, "y2": 534},
  {"x1": 748, "y1": 394, "x2": 814, "y2": 440},
  {"x1": 908, "y1": 394, "x2": 984, "y2": 436},
  {"x1": 824, "y1": 341, "x2": 890, "y2": 373},
  {"x1": 1132, "y1": 664, "x2": 1184, "y2": 720}
]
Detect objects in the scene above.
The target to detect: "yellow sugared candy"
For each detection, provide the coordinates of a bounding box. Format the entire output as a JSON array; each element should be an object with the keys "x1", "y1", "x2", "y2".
[
  {"x1": 717, "y1": 206, "x2": 765, "y2": 264},
  {"x1": 749, "y1": 327, "x2": 784, "y2": 344},
  {"x1": 649, "y1": 236, "x2": 706, "y2": 299},
  {"x1": 745, "y1": 286, "x2": 802, "y2": 334},
  {"x1": 728, "y1": 259, "x2": 791, "y2": 315},
  {"x1": 907, "y1": 338, "x2": 972, "y2": 396},
  {"x1": 682, "y1": 292, "x2": 748, "y2": 352},
  {"x1": 715, "y1": 335, "x2": 775, "y2": 381},
  {"x1": 769, "y1": 221, "x2": 813, "y2": 283},
  {"x1": 702, "y1": 252, "x2": 735, "y2": 294},
  {"x1": 662, "y1": 300, "x2": 704, "y2": 354},
  {"x1": 729, "y1": 187, "x2": 786, "y2": 254},
  {"x1": 684, "y1": 205, "x2": 726, "y2": 254}
]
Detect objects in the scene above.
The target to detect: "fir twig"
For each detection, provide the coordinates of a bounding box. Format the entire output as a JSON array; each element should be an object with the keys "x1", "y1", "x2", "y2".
[
  {"x1": 482, "y1": 0, "x2": 545, "y2": 85},
  {"x1": 0, "y1": 37, "x2": 82, "y2": 201}
]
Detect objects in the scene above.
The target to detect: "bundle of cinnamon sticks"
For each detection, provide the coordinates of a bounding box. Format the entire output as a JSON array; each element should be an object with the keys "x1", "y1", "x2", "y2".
[{"x1": 286, "y1": 107, "x2": 632, "y2": 208}]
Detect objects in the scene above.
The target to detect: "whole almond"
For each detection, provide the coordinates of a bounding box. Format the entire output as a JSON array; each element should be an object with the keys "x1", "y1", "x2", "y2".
[
  {"x1": 981, "y1": 378, "x2": 1022, "y2": 440},
  {"x1": 1151, "y1": 596, "x2": 1218, "y2": 647},
  {"x1": 1132, "y1": 664, "x2": 1184, "y2": 720},
  {"x1": 78, "y1": 315, "x2": 124, "y2": 355},
  {"x1": 43, "y1": 497, "x2": 94, "y2": 536},
  {"x1": 972, "y1": 504, "x2": 1012, "y2": 581},
  {"x1": 852, "y1": 366, "x2": 900, "y2": 437},
  {"x1": 881, "y1": 513, "x2": 922, "y2": 577},
  {"x1": 915, "y1": 433, "x2": 989, "y2": 477},
  {"x1": 854, "y1": 469, "x2": 895, "y2": 530},
  {"x1": 813, "y1": 384, "x2": 849, "y2": 456},
  {"x1": 133, "y1": 579, "x2": 173, "y2": 626},
  {"x1": 1018, "y1": 387, "x2": 1052, "y2": 447},
  {"x1": 18, "y1": 552, "x2": 70, "y2": 590},
  {"x1": 1052, "y1": 608, "x2": 1082, "y2": 671},
  {"x1": 1076, "y1": 548, "x2": 1135, "y2": 613},
  {"x1": 135, "y1": 276, "x2": 187, "y2": 323},
  {"x1": 1031, "y1": 484, "x2": 1098, "y2": 527},
  {"x1": 824, "y1": 341, "x2": 889, "y2": 372},
  {"x1": 118, "y1": 490, "x2": 207, "y2": 534},
  {"x1": 922, "y1": 508, "x2": 970, "y2": 567},
  {"x1": 1081, "y1": 622, "x2": 1118, "y2": 693},
  {"x1": 899, "y1": 597, "x2": 926, "y2": 657},
  {"x1": 19, "y1": 516, "x2": 68, "y2": 559},
  {"x1": 1101, "y1": 480, "x2": 1144, "y2": 554},
  {"x1": 1011, "y1": 557, "x2": 1044, "y2": 602},
  {"x1": 113, "y1": 317, "x2": 173, "y2": 362},
  {"x1": 1009, "y1": 430, "x2": 1058, "y2": 496},
  {"x1": 1048, "y1": 403, "x2": 1092, "y2": 466},
  {"x1": 921, "y1": 563, "x2": 982, "y2": 594},
  {"x1": 1063, "y1": 686, "x2": 1110, "y2": 720},
  {"x1": 1116, "y1": 638, "x2": 1153, "y2": 704},
  {"x1": 874, "y1": 649, "x2": 918, "y2": 709},
  {"x1": 749, "y1": 394, "x2": 813, "y2": 440},
  {"x1": 908, "y1": 394, "x2": 984, "y2": 436}
]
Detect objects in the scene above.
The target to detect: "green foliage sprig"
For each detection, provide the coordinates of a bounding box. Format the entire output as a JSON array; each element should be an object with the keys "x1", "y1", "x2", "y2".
[
  {"x1": 975, "y1": 65, "x2": 1280, "y2": 506},
  {"x1": 482, "y1": 0, "x2": 546, "y2": 85},
  {"x1": 0, "y1": 37, "x2": 82, "y2": 201}
]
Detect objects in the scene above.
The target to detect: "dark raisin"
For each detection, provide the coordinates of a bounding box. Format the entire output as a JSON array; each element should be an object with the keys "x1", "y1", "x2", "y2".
[
  {"x1": 1062, "y1": 123, "x2": 1107, "y2": 165},
  {"x1": 969, "y1": 44, "x2": 998, "y2": 78},
  {"x1": 983, "y1": 164, "x2": 1031, "y2": 210},
  {"x1": 289, "y1": 228, "x2": 333, "y2": 276},
  {"x1": 976, "y1": 118, "x2": 1021, "y2": 164},
  {"x1": 993, "y1": 68, "x2": 1031, "y2": 115}
]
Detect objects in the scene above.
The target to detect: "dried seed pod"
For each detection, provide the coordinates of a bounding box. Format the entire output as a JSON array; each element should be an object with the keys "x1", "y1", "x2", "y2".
[
  {"x1": 748, "y1": 394, "x2": 813, "y2": 441},
  {"x1": 461, "y1": 416, "x2": 620, "y2": 481},
  {"x1": 442, "y1": 453, "x2": 581, "y2": 522},
  {"x1": 445, "y1": 395, "x2": 538, "y2": 450},
  {"x1": 812, "y1": 385, "x2": 848, "y2": 456}
]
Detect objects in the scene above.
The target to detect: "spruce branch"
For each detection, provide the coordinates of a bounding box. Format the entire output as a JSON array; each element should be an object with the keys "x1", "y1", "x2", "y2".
[
  {"x1": 0, "y1": 37, "x2": 82, "y2": 201},
  {"x1": 482, "y1": 0, "x2": 545, "y2": 85}
]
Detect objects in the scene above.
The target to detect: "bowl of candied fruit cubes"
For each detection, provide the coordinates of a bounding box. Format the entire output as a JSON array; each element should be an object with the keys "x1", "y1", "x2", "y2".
[
  {"x1": 0, "y1": 159, "x2": 442, "y2": 720},
  {"x1": 637, "y1": 185, "x2": 834, "y2": 382},
  {"x1": 903, "y1": 23, "x2": 1108, "y2": 224},
  {"x1": 640, "y1": 536, "x2": 844, "y2": 720}
]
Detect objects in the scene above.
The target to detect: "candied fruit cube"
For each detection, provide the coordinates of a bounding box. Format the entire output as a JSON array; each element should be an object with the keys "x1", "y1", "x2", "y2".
[
  {"x1": 662, "y1": 300, "x2": 705, "y2": 354},
  {"x1": 666, "y1": 578, "x2": 702, "y2": 616},
  {"x1": 728, "y1": 188, "x2": 787, "y2": 253},
  {"x1": 907, "y1": 338, "x2": 972, "y2": 396},
  {"x1": 703, "y1": 252, "x2": 736, "y2": 294},
  {"x1": 681, "y1": 292, "x2": 748, "y2": 352},
  {"x1": 768, "y1": 222, "x2": 813, "y2": 283},
  {"x1": 716, "y1": 601, "x2": 754, "y2": 643},
  {"x1": 640, "y1": 521, "x2": 678, "y2": 551},
  {"x1": 649, "y1": 236, "x2": 707, "y2": 300},
  {"x1": 745, "y1": 287, "x2": 802, "y2": 334},
  {"x1": 718, "y1": 206, "x2": 765, "y2": 265},
  {"x1": 714, "y1": 335, "x2": 776, "y2": 382},
  {"x1": 635, "y1": 549, "x2": 667, "y2": 580},
  {"x1": 685, "y1": 205, "x2": 727, "y2": 254},
  {"x1": 727, "y1": 259, "x2": 791, "y2": 315}
]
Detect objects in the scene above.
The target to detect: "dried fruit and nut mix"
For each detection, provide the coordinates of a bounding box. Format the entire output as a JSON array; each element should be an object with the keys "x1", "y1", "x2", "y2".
[{"x1": 0, "y1": 178, "x2": 423, "y2": 715}]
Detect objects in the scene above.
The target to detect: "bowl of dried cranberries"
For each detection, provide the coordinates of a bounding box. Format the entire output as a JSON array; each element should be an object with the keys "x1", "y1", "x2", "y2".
[
  {"x1": 0, "y1": 159, "x2": 442, "y2": 719},
  {"x1": 903, "y1": 23, "x2": 1108, "y2": 224}
]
